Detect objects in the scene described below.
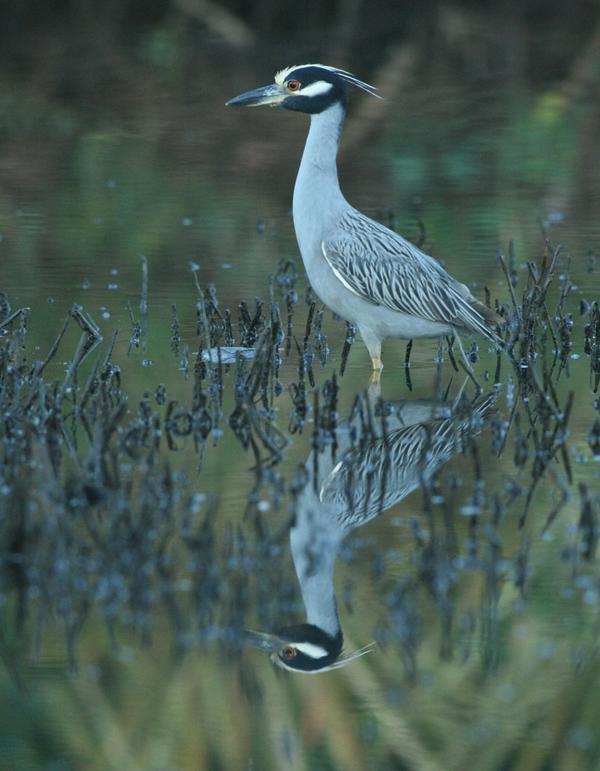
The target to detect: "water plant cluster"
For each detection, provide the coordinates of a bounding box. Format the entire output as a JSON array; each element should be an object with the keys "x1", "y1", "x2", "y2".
[{"x1": 0, "y1": 238, "x2": 599, "y2": 768}]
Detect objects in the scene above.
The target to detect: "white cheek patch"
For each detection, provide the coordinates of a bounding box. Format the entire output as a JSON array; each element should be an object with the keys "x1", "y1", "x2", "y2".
[
  {"x1": 293, "y1": 642, "x2": 329, "y2": 658},
  {"x1": 298, "y1": 80, "x2": 334, "y2": 98}
]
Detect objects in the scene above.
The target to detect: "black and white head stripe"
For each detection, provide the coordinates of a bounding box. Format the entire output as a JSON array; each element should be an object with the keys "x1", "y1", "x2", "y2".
[
  {"x1": 293, "y1": 80, "x2": 335, "y2": 98},
  {"x1": 226, "y1": 64, "x2": 380, "y2": 114},
  {"x1": 275, "y1": 64, "x2": 381, "y2": 99},
  {"x1": 272, "y1": 624, "x2": 343, "y2": 672},
  {"x1": 272, "y1": 623, "x2": 376, "y2": 673}
]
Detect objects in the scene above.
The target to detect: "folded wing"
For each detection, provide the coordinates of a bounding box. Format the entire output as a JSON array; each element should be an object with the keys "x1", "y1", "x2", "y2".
[{"x1": 322, "y1": 211, "x2": 498, "y2": 339}]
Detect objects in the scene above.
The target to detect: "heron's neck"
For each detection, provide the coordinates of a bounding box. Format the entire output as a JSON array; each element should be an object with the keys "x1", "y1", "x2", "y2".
[
  {"x1": 293, "y1": 102, "x2": 346, "y2": 213},
  {"x1": 290, "y1": 513, "x2": 342, "y2": 639}
]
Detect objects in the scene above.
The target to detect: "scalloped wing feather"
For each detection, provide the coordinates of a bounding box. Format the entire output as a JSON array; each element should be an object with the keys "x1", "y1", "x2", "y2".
[{"x1": 322, "y1": 211, "x2": 498, "y2": 339}]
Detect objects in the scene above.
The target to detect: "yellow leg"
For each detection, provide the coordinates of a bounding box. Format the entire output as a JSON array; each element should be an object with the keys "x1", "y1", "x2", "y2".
[
  {"x1": 359, "y1": 327, "x2": 383, "y2": 374},
  {"x1": 369, "y1": 368, "x2": 382, "y2": 385},
  {"x1": 368, "y1": 370, "x2": 381, "y2": 400}
]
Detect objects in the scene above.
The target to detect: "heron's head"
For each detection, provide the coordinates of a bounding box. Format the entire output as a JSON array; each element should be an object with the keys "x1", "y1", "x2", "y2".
[
  {"x1": 226, "y1": 64, "x2": 380, "y2": 114},
  {"x1": 243, "y1": 623, "x2": 374, "y2": 674}
]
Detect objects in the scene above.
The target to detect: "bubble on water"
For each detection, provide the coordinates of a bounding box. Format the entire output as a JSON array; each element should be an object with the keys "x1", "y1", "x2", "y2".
[
  {"x1": 359, "y1": 716, "x2": 378, "y2": 743},
  {"x1": 191, "y1": 493, "x2": 206, "y2": 512},
  {"x1": 182, "y1": 217, "x2": 193, "y2": 226},
  {"x1": 222, "y1": 263, "x2": 233, "y2": 269},
  {"x1": 106, "y1": 283, "x2": 119, "y2": 290},
  {"x1": 110, "y1": 268, "x2": 119, "y2": 276},
  {"x1": 536, "y1": 640, "x2": 556, "y2": 659},
  {"x1": 257, "y1": 500, "x2": 270, "y2": 512},
  {"x1": 106, "y1": 179, "x2": 117, "y2": 188},
  {"x1": 116, "y1": 646, "x2": 134, "y2": 663},
  {"x1": 85, "y1": 664, "x2": 101, "y2": 682},
  {"x1": 495, "y1": 682, "x2": 516, "y2": 703},
  {"x1": 513, "y1": 623, "x2": 529, "y2": 640},
  {"x1": 82, "y1": 278, "x2": 91, "y2": 289},
  {"x1": 418, "y1": 671, "x2": 436, "y2": 688},
  {"x1": 141, "y1": 359, "x2": 154, "y2": 367},
  {"x1": 569, "y1": 726, "x2": 593, "y2": 750},
  {"x1": 384, "y1": 687, "x2": 405, "y2": 706},
  {"x1": 583, "y1": 589, "x2": 598, "y2": 605},
  {"x1": 575, "y1": 575, "x2": 593, "y2": 590}
]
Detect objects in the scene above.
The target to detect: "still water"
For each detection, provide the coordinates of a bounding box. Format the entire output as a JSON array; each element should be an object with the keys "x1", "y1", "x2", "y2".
[{"x1": 1, "y1": 42, "x2": 600, "y2": 771}]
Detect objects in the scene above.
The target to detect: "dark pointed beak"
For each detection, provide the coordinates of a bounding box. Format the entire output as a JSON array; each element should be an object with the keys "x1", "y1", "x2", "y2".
[
  {"x1": 226, "y1": 83, "x2": 287, "y2": 108},
  {"x1": 242, "y1": 629, "x2": 283, "y2": 652}
]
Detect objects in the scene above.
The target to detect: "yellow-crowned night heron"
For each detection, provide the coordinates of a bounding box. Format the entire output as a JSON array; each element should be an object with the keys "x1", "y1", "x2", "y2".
[
  {"x1": 227, "y1": 64, "x2": 499, "y2": 373},
  {"x1": 244, "y1": 387, "x2": 496, "y2": 673}
]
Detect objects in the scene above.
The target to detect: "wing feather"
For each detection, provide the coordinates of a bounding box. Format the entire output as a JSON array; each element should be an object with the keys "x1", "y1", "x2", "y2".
[{"x1": 322, "y1": 211, "x2": 497, "y2": 338}]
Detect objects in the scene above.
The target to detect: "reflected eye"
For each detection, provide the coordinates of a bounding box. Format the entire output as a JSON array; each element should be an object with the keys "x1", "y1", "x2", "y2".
[
  {"x1": 287, "y1": 80, "x2": 301, "y2": 92},
  {"x1": 281, "y1": 646, "x2": 297, "y2": 660}
]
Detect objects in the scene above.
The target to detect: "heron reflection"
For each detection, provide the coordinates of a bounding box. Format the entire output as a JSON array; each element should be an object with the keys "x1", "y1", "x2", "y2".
[{"x1": 246, "y1": 386, "x2": 495, "y2": 673}]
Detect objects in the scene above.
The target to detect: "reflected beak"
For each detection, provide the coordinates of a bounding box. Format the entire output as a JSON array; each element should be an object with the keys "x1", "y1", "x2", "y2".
[
  {"x1": 242, "y1": 629, "x2": 283, "y2": 653},
  {"x1": 226, "y1": 83, "x2": 288, "y2": 108}
]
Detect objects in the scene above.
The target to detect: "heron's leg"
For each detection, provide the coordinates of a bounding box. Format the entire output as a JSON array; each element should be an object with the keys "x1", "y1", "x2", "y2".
[
  {"x1": 452, "y1": 377, "x2": 470, "y2": 409},
  {"x1": 452, "y1": 332, "x2": 474, "y2": 373},
  {"x1": 369, "y1": 368, "x2": 382, "y2": 387},
  {"x1": 452, "y1": 331, "x2": 482, "y2": 392},
  {"x1": 359, "y1": 326, "x2": 383, "y2": 372}
]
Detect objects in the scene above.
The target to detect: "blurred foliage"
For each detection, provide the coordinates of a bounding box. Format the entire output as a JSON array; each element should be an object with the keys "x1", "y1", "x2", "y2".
[{"x1": 0, "y1": 0, "x2": 598, "y2": 64}]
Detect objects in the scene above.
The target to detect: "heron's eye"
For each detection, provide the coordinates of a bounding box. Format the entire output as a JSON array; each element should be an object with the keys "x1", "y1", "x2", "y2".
[
  {"x1": 281, "y1": 646, "x2": 297, "y2": 660},
  {"x1": 287, "y1": 80, "x2": 301, "y2": 92}
]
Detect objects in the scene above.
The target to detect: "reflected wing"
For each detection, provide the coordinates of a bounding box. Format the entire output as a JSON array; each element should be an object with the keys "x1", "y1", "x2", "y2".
[
  {"x1": 322, "y1": 211, "x2": 497, "y2": 337},
  {"x1": 320, "y1": 390, "x2": 497, "y2": 527},
  {"x1": 320, "y1": 423, "x2": 437, "y2": 525}
]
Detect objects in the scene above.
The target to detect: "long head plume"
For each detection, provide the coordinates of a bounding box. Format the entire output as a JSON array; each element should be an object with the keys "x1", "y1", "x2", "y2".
[
  {"x1": 275, "y1": 64, "x2": 382, "y2": 99},
  {"x1": 272, "y1": 641, "x2": 377, "y2": 674}
]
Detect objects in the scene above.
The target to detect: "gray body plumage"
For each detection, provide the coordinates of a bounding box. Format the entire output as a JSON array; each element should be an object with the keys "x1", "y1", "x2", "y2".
[{"x1": 293, "y1": 100, "x2": 496, "y2": 367}]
